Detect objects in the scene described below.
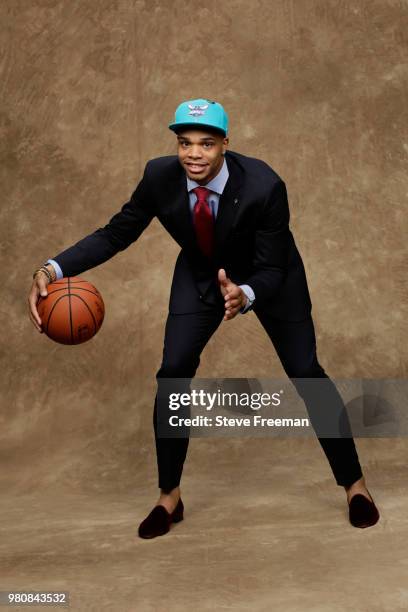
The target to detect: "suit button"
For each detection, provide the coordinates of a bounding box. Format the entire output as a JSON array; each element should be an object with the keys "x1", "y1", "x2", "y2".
[{"x1": 199, "y1": 295, "x2": 203, "y2": 300}]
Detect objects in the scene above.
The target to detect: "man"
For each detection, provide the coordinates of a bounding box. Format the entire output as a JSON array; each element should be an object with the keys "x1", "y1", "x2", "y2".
[{"x1": 29, "y1": 98, "x2": 379, "y2": 537}]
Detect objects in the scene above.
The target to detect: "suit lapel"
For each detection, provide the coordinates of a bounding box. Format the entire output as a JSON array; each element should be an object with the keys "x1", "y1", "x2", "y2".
[
  {"x1": 214, "y1": 153, "x2": 244, "y2": 257},
  {"x1": 167, "y1": 169, "x2": 201, "y2": 257}
]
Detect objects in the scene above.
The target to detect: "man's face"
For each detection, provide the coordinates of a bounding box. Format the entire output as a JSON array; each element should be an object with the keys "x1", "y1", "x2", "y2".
[{"x1": 176, "y1": 129, "x2": 229, "y2": 185}]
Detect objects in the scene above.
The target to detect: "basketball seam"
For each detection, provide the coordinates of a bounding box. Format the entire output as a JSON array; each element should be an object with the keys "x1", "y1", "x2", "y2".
[
  {"x1": 71, "y1": 294, "x2": 98, "y2": 335},
  {"x1": 53, "y1": 280, "x2": 88, "y2": 284},
  {"x1": 44, "y1": 294, "x2": 70, "y2": 336},
  {"x1": 68, "y1": 277, "x2": 74, "y2": 344},
  {"x1": 46, "y1": 287, "x2": 101, "y2": 298}
]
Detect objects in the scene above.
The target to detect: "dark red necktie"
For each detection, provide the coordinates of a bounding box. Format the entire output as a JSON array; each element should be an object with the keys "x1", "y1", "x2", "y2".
[{"x1": 192, "y1": 186, "x2": 214, "y2": 258}]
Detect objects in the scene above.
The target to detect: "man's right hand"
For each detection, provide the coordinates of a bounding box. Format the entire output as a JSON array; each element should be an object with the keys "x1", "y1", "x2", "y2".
[{"x1": 28, "y1": 271, "x2": 50, "y2": 333}]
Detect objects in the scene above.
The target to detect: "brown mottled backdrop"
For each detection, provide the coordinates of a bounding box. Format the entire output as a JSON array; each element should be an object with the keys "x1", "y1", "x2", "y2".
[{"x1": 1, "y1": 1, "x2": 407, "y2": 610}]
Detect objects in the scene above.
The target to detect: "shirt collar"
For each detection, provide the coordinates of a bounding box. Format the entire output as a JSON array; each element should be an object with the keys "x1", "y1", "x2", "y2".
[{"x1": 186, "y1": 157, "x2": 229, "y2": 195}]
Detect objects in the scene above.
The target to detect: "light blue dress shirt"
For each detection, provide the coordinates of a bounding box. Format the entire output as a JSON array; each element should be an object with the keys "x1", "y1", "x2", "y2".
[
  {"x1": 46, "y1": 258, "x2": 63, "y2": 279},
  {"x1": 46, "y1": 157, "x2": 256, "y2": 313}
]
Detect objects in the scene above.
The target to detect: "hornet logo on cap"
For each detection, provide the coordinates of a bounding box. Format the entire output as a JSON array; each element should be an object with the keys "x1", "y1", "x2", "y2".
[{"x1": 188, "y1": 103, "x2": 209, "y2": 117}]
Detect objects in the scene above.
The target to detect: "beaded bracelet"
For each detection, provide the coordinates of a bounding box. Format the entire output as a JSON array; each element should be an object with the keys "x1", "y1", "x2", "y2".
[
  {"x1": 33, "y1": 265, "x2": 56, "y2": 283},
  {"x1": 45, "y1": 264, "x2": 57, "y2": 282},
  {"x1": 32, "y1": 266, "x2": 51, "y2": 282}
]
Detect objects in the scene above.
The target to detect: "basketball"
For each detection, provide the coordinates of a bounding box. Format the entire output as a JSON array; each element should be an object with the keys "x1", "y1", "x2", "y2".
[{"x1": 37, "y1": 277, "x2": 105, "y2": 345}]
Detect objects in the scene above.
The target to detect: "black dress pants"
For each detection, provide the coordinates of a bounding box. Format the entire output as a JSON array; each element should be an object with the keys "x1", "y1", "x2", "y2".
[{"x1": 153, "y1": 305, "x2": 363, "y2": 493}]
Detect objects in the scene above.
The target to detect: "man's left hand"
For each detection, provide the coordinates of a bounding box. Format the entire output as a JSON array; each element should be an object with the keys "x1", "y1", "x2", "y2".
[{"x1": 218, "y1": 269, "x2": 248, "y2": 321}]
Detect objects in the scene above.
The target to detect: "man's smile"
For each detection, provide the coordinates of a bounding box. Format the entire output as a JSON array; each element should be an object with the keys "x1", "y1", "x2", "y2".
[{"x1": 185, "y1": 163, "x2": 208, "y2": 173}]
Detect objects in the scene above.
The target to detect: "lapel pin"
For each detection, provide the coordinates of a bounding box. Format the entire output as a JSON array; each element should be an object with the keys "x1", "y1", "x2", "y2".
[{"x1": 234, "y1": 198, "x2": 239, "y2": 205}]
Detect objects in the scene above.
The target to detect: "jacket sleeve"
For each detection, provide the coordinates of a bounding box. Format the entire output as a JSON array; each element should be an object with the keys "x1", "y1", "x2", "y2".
[
  {"x1": 50, "y1": 162, "x2": 155, "y2": 278},
  {"x1": 241, "y1": 179, "x2": 290, "y2": 307}
]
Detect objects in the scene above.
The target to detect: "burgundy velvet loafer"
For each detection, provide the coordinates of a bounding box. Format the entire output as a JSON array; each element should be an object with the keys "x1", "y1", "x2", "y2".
[
  {"x1": 348, "y1": 491, "x2": 380, "y2": 528},
  {"x1": 138, "y1": 498, "x2": 184, "y2": 539}
]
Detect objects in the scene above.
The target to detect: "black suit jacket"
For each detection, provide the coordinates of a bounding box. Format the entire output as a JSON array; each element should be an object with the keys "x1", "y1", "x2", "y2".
[{"x1": 51, "y1": 150, "x2": 312, "y2": 321}]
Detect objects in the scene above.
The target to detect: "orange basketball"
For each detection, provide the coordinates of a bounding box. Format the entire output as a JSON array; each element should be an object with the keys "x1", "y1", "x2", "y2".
[{"x1": 37, "y1": 277, "x2": 105, "y2": 345}]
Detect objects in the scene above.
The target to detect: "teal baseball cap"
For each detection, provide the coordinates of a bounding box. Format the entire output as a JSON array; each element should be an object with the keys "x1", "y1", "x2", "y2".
[{"x1": 169, "y1": 98, "x2": 228, "y2": 136}]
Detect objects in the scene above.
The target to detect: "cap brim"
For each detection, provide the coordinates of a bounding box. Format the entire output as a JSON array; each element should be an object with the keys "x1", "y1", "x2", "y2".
[{"x1": 169, "y1": 122, "x2": 226, "y2": 136}]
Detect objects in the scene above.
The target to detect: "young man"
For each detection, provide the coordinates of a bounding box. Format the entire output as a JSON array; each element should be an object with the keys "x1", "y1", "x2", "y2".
[{"x1": 29, "y1": 98, "x2": 379, "y2": 537}]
